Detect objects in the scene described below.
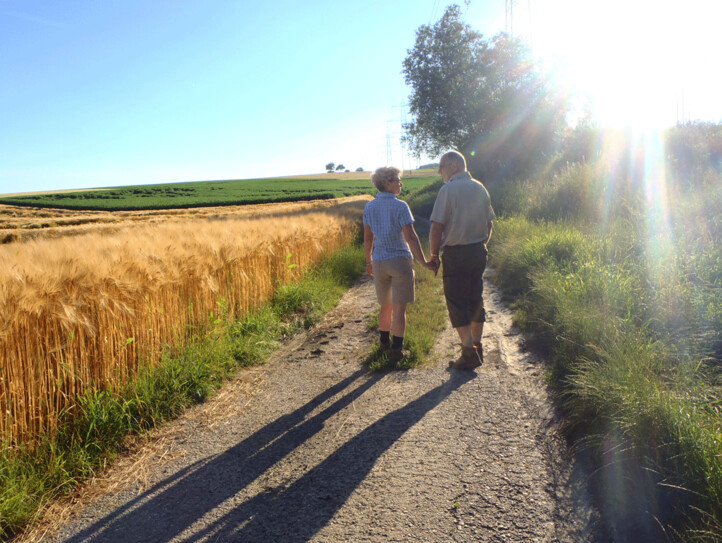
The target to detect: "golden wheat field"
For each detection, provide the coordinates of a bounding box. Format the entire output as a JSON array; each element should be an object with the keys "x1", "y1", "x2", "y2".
[
  {"x1": 0, "y1": 195, "x2": 371, "y2": 447},
  {"x1": 0, "y1": 196, "x2": 370, "y2": 244}
]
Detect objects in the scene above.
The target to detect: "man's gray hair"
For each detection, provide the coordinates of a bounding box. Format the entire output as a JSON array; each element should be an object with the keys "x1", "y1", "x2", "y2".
[
  {"x1": 371, "y1": 166, "x2": 402, "y2": 192},
  {"x1": 441, "y1": 150, "x2": 467, "y2": 171}
]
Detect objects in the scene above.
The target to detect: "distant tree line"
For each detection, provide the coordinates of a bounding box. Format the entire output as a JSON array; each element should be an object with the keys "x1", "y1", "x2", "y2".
[{"x1": 325, "y1": 162, "x2": 364, "y2": 173}]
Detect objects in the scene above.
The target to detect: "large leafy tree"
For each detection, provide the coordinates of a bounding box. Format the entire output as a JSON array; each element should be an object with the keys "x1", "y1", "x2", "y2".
[{"x1": 402, "y1": 4, "x2": 568, "y2": 183}]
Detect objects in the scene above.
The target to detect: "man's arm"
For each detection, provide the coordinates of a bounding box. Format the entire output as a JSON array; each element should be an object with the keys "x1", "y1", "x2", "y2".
[
  {"x1": 429, "y1": 221, "x2": 444, "y2": 274},
  {"x1": 363, "y1": 224, "x2": 374, "y2": 276},
  {"x1": 484, "y1": 221, "x2": 493, "y2": 245},
  {"x1": 429, "y1": 221, "x2": 444, "y2": 256}
]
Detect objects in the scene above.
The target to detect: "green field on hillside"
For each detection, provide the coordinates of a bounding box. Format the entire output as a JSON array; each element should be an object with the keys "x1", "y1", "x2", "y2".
[{"x1": 1, "y1": 170, "x2": 439, "y2": 211}]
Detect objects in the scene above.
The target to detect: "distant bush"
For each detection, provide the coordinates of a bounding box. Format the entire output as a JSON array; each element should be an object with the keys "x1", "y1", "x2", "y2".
[
  {"x1": 665, "y1": 121, "x2": 722, "y2": 181},
  {"x1": 403, "y1": 179, "x2": 443, "y2": 219}
]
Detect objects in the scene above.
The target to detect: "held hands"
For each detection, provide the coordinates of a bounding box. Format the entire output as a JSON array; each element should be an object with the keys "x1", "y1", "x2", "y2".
[{"x1": 425, "y1": 256, "x2": 440, "y2": 276}]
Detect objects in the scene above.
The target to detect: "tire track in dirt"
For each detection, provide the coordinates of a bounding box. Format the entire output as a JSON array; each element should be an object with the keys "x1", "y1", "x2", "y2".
[{"x1": 31, "y1": 272, "x2": 603, "y2": 543}]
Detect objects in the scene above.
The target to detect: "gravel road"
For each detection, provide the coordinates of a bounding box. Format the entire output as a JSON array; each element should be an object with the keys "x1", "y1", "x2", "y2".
[{"x1": 30, "y1": 271, "x2": 604, "y2": 543}]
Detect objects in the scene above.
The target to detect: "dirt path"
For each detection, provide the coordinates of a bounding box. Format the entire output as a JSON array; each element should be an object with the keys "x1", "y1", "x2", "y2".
[{"x1": 30, "y1": 272, "x2": 603, "y2": 542}]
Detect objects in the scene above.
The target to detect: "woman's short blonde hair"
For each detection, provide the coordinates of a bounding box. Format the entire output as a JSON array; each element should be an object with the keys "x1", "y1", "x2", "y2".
[{"x1": 371, "y1": 166, "x2": 403, "y2": 192}]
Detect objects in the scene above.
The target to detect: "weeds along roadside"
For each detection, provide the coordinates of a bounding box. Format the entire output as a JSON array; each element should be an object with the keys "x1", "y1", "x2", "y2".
[
  {"x1": 487, "y1": 157, "x2": 722, "y2": 539},
  {"x1": 0, "y1": 240, "x2": 366, "y2": 541}
]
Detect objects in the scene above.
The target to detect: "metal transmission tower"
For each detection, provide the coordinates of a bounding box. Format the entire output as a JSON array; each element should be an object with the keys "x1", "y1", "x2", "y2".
[
  {"x1": 676, "y1": 87, "x2": 686, "y2": 124},
  {"x1": 505, "y1": 0, "x2": 533, "y2": 45},
  {"x1": 505, "y1": 0, "x2": 515, "y2": 35},
  {"x1": 391, "y1": 103, "x2": 410, "y2": 170}
]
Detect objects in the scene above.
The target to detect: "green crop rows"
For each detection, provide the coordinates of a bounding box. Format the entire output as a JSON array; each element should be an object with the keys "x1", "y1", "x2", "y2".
[{"x1": 1, "y1": 172, "x2": 438, "y2": 211}]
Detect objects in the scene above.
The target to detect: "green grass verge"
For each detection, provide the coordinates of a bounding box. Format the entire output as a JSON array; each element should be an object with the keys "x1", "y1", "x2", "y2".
[
  {"x1": 0, "y1": 243, "x2": 365, "y2": 541},
  {"x1": 489, "y1": 215, "x2": 722, "y2": 539}
]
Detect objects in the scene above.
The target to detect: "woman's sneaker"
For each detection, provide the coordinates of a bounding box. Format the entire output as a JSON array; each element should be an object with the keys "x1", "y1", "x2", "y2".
[{"x1": 389, "y1": 347, "x2": 408, "y2": 364}]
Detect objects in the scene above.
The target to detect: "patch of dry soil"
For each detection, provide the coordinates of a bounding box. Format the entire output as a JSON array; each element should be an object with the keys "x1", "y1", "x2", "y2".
[{"x1": 26, "y1": 272, "x2": 604, "y2": 543}]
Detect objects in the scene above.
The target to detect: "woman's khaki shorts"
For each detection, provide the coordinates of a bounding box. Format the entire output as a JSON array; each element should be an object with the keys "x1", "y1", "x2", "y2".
[{"x1": 372, "y1": 258, "x2": 415, "y2": 305}]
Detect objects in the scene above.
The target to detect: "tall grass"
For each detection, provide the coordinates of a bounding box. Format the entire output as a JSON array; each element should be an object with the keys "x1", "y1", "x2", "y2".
[
  {"x1": 0, "y1": 196, "x2": 370, "y2": 448},
  {"x1": 488, "y1": 131, "x2": 722, "y2": 539}
]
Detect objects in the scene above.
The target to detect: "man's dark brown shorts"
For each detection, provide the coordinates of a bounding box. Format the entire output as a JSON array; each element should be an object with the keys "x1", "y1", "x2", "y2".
[{"x1": 441, "y1": 242, "x2": 488, "y2": 328}]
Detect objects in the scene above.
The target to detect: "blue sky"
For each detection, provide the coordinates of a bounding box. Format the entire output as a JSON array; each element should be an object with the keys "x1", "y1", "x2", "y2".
[{"x1": 2, "y1": 0, "x2": 720, "y2": 195}]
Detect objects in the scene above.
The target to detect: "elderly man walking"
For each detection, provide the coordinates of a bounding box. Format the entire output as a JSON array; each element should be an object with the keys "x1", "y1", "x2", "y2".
[{"x1": 429, "y1": 151, "x2": 495, "y2": 370}]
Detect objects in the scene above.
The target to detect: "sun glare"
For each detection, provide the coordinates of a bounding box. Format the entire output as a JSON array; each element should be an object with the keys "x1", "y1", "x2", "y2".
[{"x1": 532, "y1": 0, "x2": 722, "y2": 130}]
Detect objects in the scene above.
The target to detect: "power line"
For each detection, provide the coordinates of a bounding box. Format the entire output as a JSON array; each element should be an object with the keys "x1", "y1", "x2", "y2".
[
  {"x1": 428, "y1": 0, "x2": 440, "y2": 24},
  {"x1": 505, "y1": 0, "x2": 514, "y2": 35}
]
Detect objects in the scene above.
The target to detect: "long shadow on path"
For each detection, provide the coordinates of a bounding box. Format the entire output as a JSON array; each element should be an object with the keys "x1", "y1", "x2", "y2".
[
  {"x1": 62, "y1": 369, "x2": 473, "y2": 542},
  {"x1": 181, "y1": 370, "x2": 474, "y2": 542},
  {"x1": 63, "y1": 368, "x2": 372, "y2": 542}
]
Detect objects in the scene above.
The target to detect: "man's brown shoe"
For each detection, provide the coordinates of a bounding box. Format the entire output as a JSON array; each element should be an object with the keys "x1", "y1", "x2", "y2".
[
  {"x1": 449, "y1": 345, "x2": 482, "y2": 370},
  {"x1": 473, "y1": 341, "x2": 484, "y2": 361}
]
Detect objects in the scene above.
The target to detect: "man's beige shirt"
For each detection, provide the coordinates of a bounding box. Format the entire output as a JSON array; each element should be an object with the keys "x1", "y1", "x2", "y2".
[{"x1": 430, "y1": 171, "x2": 495, "y2": 248}]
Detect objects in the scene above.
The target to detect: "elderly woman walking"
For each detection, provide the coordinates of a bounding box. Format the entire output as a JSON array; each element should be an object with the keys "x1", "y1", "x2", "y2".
[{"x1": 363, "y1": 166, "x2": 437, "y2": 363}]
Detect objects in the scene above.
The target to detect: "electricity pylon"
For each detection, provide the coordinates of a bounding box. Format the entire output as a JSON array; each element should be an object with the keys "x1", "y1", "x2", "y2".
[{"x1": 505, "y1": 0, "x2": 532, "y2": 45}]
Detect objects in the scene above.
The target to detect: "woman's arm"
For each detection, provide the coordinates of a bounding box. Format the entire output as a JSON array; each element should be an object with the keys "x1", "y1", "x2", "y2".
[
  {"x1": 402, "y1": 223, "x2": 436, "y2": 272},
  {"x1": 363, "y1": 224, "x2": 374, "y2": 276}
]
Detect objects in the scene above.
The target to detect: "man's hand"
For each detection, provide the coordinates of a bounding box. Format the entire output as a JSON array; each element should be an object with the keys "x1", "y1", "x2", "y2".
[
  {"x1": 422, "y1": 260, "x2": 438, "y2": 275},
  {"x1": 366, "y1": 262, "x2": 374, "y2": 277}
]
